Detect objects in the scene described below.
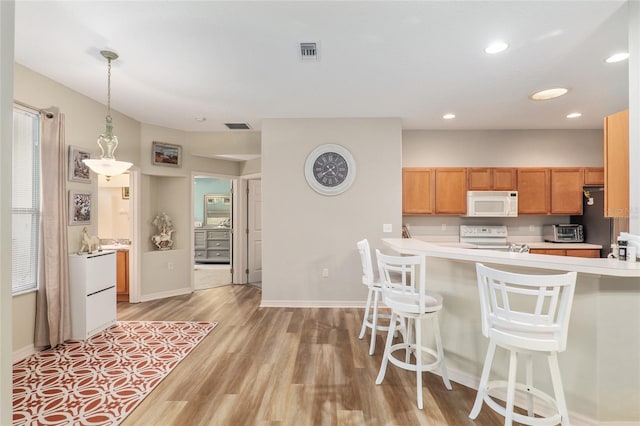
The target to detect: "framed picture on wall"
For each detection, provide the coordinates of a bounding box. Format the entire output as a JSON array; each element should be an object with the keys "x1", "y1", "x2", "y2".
[
  {"x1": 68, "y1": 145, "x2": 92, "y2": 183},
  {"x1": 68, "y1": 190, "x2": 92, "y2": 225},
  {"x1": 152, "y1": 141, "x2": 182, "y2": 167}
]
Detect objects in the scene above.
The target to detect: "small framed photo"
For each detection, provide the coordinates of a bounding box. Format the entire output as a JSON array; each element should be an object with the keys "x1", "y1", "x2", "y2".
[
  {"x1": 69, "y1": 190, "x2": 92, "y2": 225},
  {"x1": 122, "y1": 186, "x2": 130, "y2": 199},
  {"x1": 68, "y1": 145, "x2": 92, "y2": 183},
  {"x1": 152, "y1": 141, "x2": 182, "y2": 167}
]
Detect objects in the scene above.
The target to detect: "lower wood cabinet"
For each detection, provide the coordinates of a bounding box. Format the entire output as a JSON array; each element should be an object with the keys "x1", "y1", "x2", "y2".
[
  {"x1": 116, "y1": 250, "x2": 129, "y2": 302},
  {"x1": 529, "y1": 248, "x2": 600, "y2": 258}
]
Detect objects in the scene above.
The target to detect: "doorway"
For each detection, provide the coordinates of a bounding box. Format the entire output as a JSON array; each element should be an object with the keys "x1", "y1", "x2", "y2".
[
  {"x1": 193, "y1": 175, "x2": 233, "y2": 289},
  {"x1": 247, "y1": 179, "x2": 262, "y2": 286}
]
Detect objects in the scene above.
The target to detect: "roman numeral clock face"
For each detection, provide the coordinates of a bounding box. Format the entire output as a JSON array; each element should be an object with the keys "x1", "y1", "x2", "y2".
[{"x1": 304, "y1": 144, "x2": 356, "y2": 195}]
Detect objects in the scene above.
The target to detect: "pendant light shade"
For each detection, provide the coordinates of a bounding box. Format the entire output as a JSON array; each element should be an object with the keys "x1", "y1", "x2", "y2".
[{"x1": 83, "y1": 50, "x2": 132, "y2": 181}]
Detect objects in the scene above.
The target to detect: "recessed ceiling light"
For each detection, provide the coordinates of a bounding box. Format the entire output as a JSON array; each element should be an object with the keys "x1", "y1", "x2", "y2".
[
  {"x1": 485, "y1": 41, "x2": 509, "y2": 54},
  {"x1": 195, "y1": 116, "x2": 207, "y2": 122},
  {"x1": 566, "y1": 112, "x2": 582, "y2": 119},
  {"x1": 605, "y1": 52, "x2": 629, "y2": 63},
  {"x1": 529, "y1": 87, "x2": 568, "y2": 100},
  {"x1": 443, "y1": 113, "x2": 456, "y2": 120}
]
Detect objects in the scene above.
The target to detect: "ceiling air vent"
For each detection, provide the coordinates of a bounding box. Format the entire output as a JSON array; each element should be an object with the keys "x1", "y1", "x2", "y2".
[
  {"x1": 300, "y1": 42, "x2": 319, "y2": 61},
  {"x1": 224, "y1": 123, "x2": 251, "y2": 130}
]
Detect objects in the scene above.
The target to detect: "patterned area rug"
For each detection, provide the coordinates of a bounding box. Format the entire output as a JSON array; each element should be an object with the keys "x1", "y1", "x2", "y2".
[{"x1": 13, "y1": 321, "x2": 217, "y2": 425}]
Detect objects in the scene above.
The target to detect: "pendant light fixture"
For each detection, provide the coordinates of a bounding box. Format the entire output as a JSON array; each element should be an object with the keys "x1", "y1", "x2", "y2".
[{"x1": 83, "y1": 50, "x2": 132, "y2": 181}]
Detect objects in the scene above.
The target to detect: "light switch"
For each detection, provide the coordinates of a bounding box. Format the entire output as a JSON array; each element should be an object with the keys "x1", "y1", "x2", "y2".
[{"x1": 383, "y1": 224, "x2": 392, "y2": 233}]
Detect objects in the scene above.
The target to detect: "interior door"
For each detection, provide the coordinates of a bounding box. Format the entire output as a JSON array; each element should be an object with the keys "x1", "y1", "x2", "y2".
[{"x1": 247, "y1": 179, "x2": 262, "y2": 284}]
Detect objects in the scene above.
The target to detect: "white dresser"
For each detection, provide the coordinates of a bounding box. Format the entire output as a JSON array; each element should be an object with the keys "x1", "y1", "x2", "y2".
[{"x1": 69, "y1": 251, "x2": 117, "y2": 339}]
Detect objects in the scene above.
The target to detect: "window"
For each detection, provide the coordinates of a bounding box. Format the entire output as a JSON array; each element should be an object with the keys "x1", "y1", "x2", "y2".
[{"x1": 12, "y1": 106, "x2": 41, "y2": 295}]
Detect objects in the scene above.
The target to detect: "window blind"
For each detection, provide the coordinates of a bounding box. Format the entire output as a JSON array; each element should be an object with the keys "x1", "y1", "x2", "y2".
[{"x1": 12, "y1": 106, "x2": 40, "y2": 295}]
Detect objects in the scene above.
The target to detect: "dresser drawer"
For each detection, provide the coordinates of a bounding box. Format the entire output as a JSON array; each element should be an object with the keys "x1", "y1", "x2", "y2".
[
  {"x1": 195, "y1": 250, "x2": 207, "y2": 259},
  {"x1": 207, "y1": 250, "x2": 229, "y2": 262},
  {"x1": 207, "y1": 230, "x2": 230, "y2": 240},
  {"x1": 207, "y1": 240, "x2": 230, "y2": 250}
]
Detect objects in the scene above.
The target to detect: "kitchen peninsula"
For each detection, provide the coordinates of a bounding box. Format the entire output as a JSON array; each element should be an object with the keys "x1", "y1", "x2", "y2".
[{"x1": 382, "y1": 238, "x2": 640, "y2": 424}]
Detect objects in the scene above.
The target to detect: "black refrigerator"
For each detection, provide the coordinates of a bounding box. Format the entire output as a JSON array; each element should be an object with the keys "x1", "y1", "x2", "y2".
[{"x1": 571, "y1": 187, "x2": 613, "y2": 258}]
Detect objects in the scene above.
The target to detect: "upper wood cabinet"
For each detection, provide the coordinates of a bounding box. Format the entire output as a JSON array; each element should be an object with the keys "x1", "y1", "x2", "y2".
[
  {"x1": 517, "y1": 168, "x2": 549, "y2": 214},
  {"x1": 604, "y1": 110, "x2": 629, "y2": 217},
  {"x1": 402, "y1": 168, "x2": 434, "y2": 214},
  {"x1": 434, "y1": 168, "x2": 467, "y2": 214},
  {"x1": 584, "y1": 167, "x2": 604, "y2": 186},
  {"x1": 550, "y1": 168, "x2": 583, "y2": 215},
  {"x1": 468, "y1": 168, "x2": 517, "y2": 190}
]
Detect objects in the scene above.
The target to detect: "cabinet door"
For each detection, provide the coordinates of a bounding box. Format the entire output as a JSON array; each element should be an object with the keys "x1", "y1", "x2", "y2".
[
  {"x1": 517, "y1": 168, "x2": 549, "y2": 214},
  {"x1": 402, "y1": 168, "x2": 434, "y2": 214},
  {"x1": 604, "y1": 110, "x2": 629, "y2": 217},
  {"x1": 468, "y1": 168, "x2": 492, "y2": 190},
  {"x1": 493, "y1": 168, "x2": 517, "y2": 190},
  {"x1": 116, "y1": 250, "x2": 129, "y2": 301},
  {"x1": 468, "y1": 168, "x2": 516, "y2": 190},
  {"x1": 435, "y1": 168, "x2": 467, "y2": 214},
  {"x1": 530, "y1": 249, "x2": 566, "y2": 256},
  {"x1": 584, "y1": 167, "x2": 604, "y2": 186},
  {"x1": 566, "y1": 249, "x2": 600, "y2": 258},
  {"x1": 550, "y1": 168, "x2": 583, "y2": 215}
]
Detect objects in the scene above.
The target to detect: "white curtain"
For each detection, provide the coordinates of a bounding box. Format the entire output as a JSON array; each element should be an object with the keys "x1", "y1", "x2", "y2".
[{"x1": 34, "y1": 111, "x2": 71, "y2": 349}]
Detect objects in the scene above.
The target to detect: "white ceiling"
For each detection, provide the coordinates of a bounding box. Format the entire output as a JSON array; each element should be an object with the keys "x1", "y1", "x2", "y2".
[{"x1": 14, "y1": 1, "x2": 630, "y2": 132}]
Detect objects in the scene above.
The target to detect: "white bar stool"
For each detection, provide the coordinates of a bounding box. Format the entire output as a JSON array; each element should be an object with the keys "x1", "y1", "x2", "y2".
[
  {"x1": 374, "y1": 250, "x2": 452, "y2": 409},
  {"x1": 469, "y1": 263, "x2": 577, "y2": 426},
  {"x1": 356, "y1": 239, "x2": 399, "y2": 355}
]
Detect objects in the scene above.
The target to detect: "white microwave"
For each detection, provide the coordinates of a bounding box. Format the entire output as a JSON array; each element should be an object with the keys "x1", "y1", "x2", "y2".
[{"x1": 466, "y1": 191, "x2": 518, "y2": 217}]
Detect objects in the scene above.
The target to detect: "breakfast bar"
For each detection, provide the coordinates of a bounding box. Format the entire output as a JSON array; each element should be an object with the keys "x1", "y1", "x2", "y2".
[{"x1": 382, "y1": 238, "x2": 640, "y2": 425}]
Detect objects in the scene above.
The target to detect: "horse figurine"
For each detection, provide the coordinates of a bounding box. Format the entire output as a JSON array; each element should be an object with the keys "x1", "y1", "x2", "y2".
[
  {"x1": 79, "y1": 226, "x2": 101, "y2": 254},
  {"x1": 152, "y1": 229, "x2": 174, "y2": 250}
]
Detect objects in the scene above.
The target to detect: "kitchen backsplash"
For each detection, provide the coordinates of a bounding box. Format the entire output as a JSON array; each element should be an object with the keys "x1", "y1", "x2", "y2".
[{"x1": 403, "y1": 215, "x2": 571, "y2": 241}]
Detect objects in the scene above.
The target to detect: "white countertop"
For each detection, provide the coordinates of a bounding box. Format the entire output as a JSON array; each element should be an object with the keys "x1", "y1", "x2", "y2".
[
  {"x1": 100, "y1": 244, "x2": 130, "y2": 251},
  {"x1": 382, "y1": 238, "x2": 640, "y2": 278}
]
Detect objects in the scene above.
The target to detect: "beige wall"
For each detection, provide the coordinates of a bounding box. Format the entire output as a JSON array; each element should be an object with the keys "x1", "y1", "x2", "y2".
[
  {"x1": 403, "y1": 129, "x2": 603, "y2": 167},
  {"x1": 1, "y1": 2, "x2": 15, "y2": 421},
  {"x1": 261, "y1": 118, "x2": 402, "y2": 304}
]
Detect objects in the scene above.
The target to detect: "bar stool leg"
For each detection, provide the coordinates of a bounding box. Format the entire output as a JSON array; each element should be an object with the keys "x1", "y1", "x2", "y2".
[
  {"x1": 432, "y1": 315, "x2": 452, "y2": 390},
  {"x1": 359, "y1": 287, "x2": 374, "y2": 340},
  {"x1": 469, "y1": 341, "x2": 497, "y2": 419},
  {"x1": 505, "y1": 350, "x2": 518, "y2": 426},
  {"x1": 415, "y1": 318, "x2": 424, "y2": 409},
  {"x1": 548, "y1": 352, "x2": 570, "y2": 426},
  {"x1": 525, "y1": 353, "x2": 534, "y2": 416},
  {"x1": 369, "y1": 289, "x2": 380, "y2": 355},
  {"x1": 376, "y1": 311, "x2": 397, "y2": 385}
]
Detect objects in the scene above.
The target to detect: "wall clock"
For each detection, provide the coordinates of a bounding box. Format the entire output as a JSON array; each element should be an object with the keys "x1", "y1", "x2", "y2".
[{"x1": 304, "y1": 144, "x2": 356, "y2": 196}]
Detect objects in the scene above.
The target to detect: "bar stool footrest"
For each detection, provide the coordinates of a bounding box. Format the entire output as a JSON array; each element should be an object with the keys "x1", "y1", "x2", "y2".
[
  {"x1": 387, "y1": 343, "x2": 441, "y2": 373},
  {"x1": 483, "y1": 380, "x2": 563, "y2": 426}
]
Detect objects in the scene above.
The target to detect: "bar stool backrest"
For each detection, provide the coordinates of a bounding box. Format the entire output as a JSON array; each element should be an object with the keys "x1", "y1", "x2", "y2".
[
  {"x1": 475, "y1": 263, "x2": 577, "y2": 352},
  {"x1": 377, "y1": 250, "x2": 437, "y2": 314},
  {"x1": 357, "y1": 239, "x2": 375, "y2": 286}
]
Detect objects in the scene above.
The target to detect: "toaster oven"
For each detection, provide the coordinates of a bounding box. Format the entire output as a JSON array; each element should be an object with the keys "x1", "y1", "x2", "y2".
[{"x1": 543, "y1": 224, "x2": 584, "y2": 243}]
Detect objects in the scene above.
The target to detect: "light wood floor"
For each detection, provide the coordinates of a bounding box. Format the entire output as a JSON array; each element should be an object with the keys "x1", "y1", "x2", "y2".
[{"x1": 118, "y1": 285, "x2": 505, "y2": 425}]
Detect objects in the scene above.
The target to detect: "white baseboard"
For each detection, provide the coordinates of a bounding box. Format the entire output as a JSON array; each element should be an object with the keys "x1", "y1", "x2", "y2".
[
  {"x1": 139, "y1": 287, "x2": 192, "y2": 303},
  {"x1": 260, "y1": 300, "x2": 367, "y2": 308},
  {"x1": 13, "y1": 344, "x2": 35, "y2": 363}
]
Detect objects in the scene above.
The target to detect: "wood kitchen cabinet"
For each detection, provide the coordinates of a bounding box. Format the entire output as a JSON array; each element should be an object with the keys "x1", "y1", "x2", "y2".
[
  {"x1": 584, "y1": 167, "x2": 604, "y2": 186},
  {"x1": 529, "y1": 248, "x2": 600, "y2": 258},
  {"x1": 604, "y1": 109, "x2": 629, "y2": 217},
  {"x1": 468, "y1": 168, "x2": 517, "y2": 190},
  {"x1": 517, "y1": 168, "x2": 549, "y2": 214},
  {"x1": 116, "y1": 250, "x2": 129, "y2": 302},
  {"x1": 550, "y1": 168, "x2": 583, "y2": 215},
  {"x1": 434, "y1": 168, "x2": 467, "y2": 214},
  {"x1": 402, "y1": 168, "x2": 435, "y2": 214}
]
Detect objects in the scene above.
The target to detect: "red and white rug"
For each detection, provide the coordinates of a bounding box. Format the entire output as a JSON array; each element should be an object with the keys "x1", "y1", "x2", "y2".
[{"x1": 13, "y1": 321, "x2": 217, "y2": 425}]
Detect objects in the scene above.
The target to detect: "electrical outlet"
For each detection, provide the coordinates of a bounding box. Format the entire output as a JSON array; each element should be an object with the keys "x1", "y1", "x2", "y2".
[
  {"x1": 168, "y1": 262, "x2": 174, "y2": 270},
  {"x1": 383, "y1": 224, "x2": 392, "y2": 233},
  {"x1": 322, "y1": 268, "x2": 329, "y2": 278},
  {"x1": 441, "y1": 224, "x2": 447, "y2": 231},
  {"x1": 529, "y1": 225, "x2": 535, "y2": 232}
]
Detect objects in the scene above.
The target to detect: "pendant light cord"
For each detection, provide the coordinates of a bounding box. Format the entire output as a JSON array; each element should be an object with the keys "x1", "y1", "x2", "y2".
[{"x1": 106, "y1": 57, "x2": 112, "y2": 118}]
